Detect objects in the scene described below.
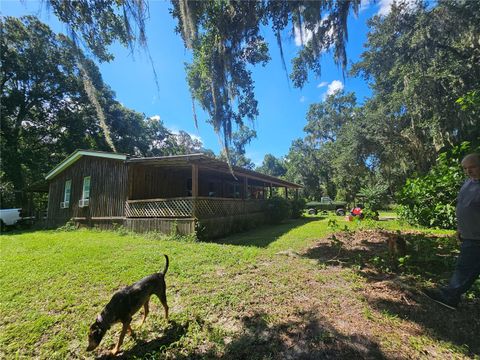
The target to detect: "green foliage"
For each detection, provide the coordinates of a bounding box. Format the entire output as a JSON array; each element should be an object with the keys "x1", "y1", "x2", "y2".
[
  {"x1": 0, "y1": 170, "x2": 15, "y2": 208},
  {"x1": 217, "y1": 125, "x2": 256, "y2": 169},
  {"x1": 358, "y1": 181, "x2": 390, "y2": 212},
  {"x1": 289, "y1": 198, "x2": 306, "y2": 219},
  {"x1": 0, "y1": 16, "x2": 206, "y2": 209},
  {"x1": 55, "y1": 219, "x2": 78, "y2": 232},
  {"x1": 256, "y1": 154, "x2": 287, "y2": 177},
  {"x1": 361, "y1": 208, "x2": 379, "y2": 221},
  {"x1": 47, "y1": 1, "x2": 360, "y2": 145},
  {"x1": 351, "y1": 0, "x2": 480, "y2": 174},
  {"x1": 456, "y1": 90, "x2": 480, "y2": 114},
  {"x1": 369, "y1": 233, "x2": 460, "y2": 280},
  {"x1": 397, "y1": 142, "x2": 477, "y2": 229},
  {"x1": 264, "y1": 196, "x2": 290, "y2": 224}
]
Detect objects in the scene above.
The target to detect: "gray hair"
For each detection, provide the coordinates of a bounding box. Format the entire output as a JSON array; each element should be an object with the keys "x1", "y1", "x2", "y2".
[{"x1": 462, "y1": 153, "x2": 480, "y2": 165}]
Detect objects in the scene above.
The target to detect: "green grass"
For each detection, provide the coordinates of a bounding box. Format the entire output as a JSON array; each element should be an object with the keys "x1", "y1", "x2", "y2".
[{"x1": 1, "y1": 217, "x2": 479, "y2": 359}]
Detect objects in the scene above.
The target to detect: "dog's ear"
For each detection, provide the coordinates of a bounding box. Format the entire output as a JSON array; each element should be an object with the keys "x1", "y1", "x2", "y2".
[{"x1": 87, "y1": 322, "x2": 104, "y2": 351}]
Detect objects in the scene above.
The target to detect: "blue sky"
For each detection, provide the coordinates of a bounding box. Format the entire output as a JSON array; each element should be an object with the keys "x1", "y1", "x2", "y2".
[{"x1": 1, "y1": 0, "x2": 398, "y2": 165}]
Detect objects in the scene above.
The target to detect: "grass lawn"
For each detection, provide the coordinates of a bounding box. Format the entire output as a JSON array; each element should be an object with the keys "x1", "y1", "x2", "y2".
[{"x1": 1, "y1": 215, "x2": 479, "y2": 359}]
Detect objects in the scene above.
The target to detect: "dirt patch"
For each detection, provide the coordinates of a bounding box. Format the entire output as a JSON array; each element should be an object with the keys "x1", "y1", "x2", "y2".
[{"x1": 299, "y1": 229, "x2": 480, "y2": 358}]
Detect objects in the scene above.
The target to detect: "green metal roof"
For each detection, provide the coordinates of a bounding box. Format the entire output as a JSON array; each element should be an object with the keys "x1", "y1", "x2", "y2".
[{"x1": 45, "y1": 150, "x2": 127, "y2": 180}]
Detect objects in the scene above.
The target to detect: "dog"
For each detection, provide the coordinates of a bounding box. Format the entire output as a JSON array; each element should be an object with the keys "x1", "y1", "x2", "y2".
[
  {"x1": 386, "y1": 233, "x2": 407, "y2": 257},
  {"x1": 87, "y1": 254, "x2": 169, "y2": 356}
]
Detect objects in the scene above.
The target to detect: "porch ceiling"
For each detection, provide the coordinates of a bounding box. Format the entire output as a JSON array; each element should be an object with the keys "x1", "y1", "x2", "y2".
[{"x1": 127, "y1": 153, "x2": 302, "y2": 188}]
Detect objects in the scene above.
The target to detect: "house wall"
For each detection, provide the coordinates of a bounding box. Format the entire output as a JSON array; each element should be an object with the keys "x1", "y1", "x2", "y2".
[
  {"x1": 47, "y1": 157, "x2": 128, "y2": 227},
  {"x1": 129, "y1": 165, "x2": 191, "y2": 199}
]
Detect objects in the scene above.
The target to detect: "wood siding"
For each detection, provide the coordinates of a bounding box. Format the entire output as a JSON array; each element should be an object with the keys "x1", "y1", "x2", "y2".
[
  {"x1": 47, "y1": 157, "x2": 128, "y2": 227},
  {"x1": 129, "y1": 165, "x2": 191, "y2": 199}
]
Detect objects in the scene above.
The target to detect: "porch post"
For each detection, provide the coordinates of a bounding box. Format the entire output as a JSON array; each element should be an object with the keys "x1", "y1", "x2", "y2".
[
  {"x1": 295, "y1": 188, "x2": 299, "y2": 199},
  {"x1": 284, "y1": 187, "x2": 288, "y2": 199},
  {"x1": 192, "y1": 163, "x2": 199, "y2": 217},
  {"x1": 191, "y1": 164, "x2": 199, "y2": 197},
  {"x1": 269, "y1": 183, "x2": 273, "y2": 198},
  {"x1": 244, "y1": 176, "x2": 248, "y2": 199},
  {"x1": 127, "y1": 165, "x2": 133, "y2": 200}
]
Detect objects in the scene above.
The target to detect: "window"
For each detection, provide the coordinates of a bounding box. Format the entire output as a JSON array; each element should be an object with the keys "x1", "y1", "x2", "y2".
[
  {"x1": 79, "y1": 176, "x2": 91, "y2": 207},
  {"x1": 60, "y1": 180, "x2": 71, "y2": 208}
]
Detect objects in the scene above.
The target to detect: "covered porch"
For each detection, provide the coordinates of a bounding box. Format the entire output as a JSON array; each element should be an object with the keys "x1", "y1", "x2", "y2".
[{"x1": 124, "y1": 154, "x2": 301, "y2": 222}]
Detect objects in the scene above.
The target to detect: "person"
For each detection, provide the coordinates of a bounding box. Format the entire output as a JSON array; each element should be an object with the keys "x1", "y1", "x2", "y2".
[{"x1": 424, "y1": 153, "x2": 480, "y2": 309}]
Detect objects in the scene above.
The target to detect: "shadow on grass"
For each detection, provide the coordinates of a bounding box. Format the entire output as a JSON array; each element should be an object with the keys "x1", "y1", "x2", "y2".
[
  {"x1": 303, "y1": 230, "x2": 480, "y2": 357},
  {"x1": 96, "y1": 320, "x2": 188, "y2": 360},
  {"x1": 365, "y1": 293, "x2": 480, "y2": 356},
  {"x1": 210, "y1": 217, "x2": 323, "y2": 248},
  {"x1": 222, "y1": 311, "x2": 387, "y2": 359}
]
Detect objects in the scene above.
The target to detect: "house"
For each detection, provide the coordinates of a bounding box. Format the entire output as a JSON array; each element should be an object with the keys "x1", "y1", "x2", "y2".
[{"x1": 45, "y1": 150, "x2": 302, "y2": 238}]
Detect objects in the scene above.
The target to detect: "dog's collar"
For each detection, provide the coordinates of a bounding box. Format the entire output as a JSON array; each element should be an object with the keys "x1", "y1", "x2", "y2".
[{"x1": 96, "y1": 314, "x2": 109, "y2": 331}]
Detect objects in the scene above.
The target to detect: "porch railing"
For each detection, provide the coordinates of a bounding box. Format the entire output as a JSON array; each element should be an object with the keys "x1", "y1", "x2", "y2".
[{"x1": 125, "y1": 197, "x2": 265, "y2": 219}]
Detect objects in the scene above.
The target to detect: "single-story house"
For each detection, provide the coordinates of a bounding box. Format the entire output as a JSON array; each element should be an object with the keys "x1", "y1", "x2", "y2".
[{"x1": 45, "y1": 150, "x2": 302, "y2": 238}]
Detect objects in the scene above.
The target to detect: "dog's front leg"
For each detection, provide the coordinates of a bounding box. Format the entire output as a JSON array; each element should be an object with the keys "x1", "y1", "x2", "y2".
[{"x1": 111, "y1": 321, "x2": 130, "y2": 356}]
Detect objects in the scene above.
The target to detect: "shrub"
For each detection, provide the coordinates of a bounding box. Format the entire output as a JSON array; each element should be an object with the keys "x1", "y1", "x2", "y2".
[
  {"x1": 397, "y1": 141, "x2": 478, "y2": 229},
  {"x1": 361, "y1": 208, "x2": 379, "y2": 220},
  {"x1": 264, "y1": 196, "x2": 291, "y2": 224},
  {"x1": 289, "y1": 198, "x2": 306, "y2": 219},
  {"x1": 358, "y1": 182, "x2": 389, "y2": 212}
]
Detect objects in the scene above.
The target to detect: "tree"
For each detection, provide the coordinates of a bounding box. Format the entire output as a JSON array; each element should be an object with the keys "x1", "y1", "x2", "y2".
[
  {"x1": 398, "y1": 141, "x2": 479, "y2": 229},
  {"x1": 299, "y1": 91, "x2": 371, "y2": 201},
  {"x1": 256, "y1": 154, "x2": 286, "y2": 177},
  {"x1": 0, "y1": 16, "x2": 178, "y2": 207},
  {"x1": 1, "y1": 16, "x2": 89, "y2": 206},
  {"x1": 218, "y1": 125, "x2": 256, "y2": 169},
  {"x1": 351, "y1": 0, "x2": 480, "y2": 168},
  {"x1": 284, "y1": 139, "x2": 332, "y2": 200},
  {"x1": 44, "y1": 0, "x2": 362, "y2": 146}
]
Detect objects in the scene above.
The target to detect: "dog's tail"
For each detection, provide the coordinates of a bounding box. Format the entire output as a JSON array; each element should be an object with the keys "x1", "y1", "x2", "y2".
[{"x1": 162, "y1": 254, "x2": 169, "y2": 275}]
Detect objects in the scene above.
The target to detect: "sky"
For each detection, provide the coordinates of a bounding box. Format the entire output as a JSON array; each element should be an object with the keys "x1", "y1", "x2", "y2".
[{"x1": 1, "y1": 0, "x2": 398, "y2": 166}]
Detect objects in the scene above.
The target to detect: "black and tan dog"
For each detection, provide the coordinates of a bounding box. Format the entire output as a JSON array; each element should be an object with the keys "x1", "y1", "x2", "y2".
[{"x1": 87, "y1": 255, "x2": 169, "y2": 356}]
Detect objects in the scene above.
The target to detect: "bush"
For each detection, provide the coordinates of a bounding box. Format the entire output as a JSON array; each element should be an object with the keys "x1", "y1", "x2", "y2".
[
  {"x1": 289, "y1": 198, "x2": 306, "y2": 219},
  {"x1": 264, "y1": 196, "x2": 291, "y2": 224},
  {"x1": 397, "y1": 141, "x2": 478, "y2": 229},
  {"x1": 361, "y1": 208, "x2": 379, "y2": 220},
  {"x1": 358, "y1": 182, "x2": 389, "y2": 212}
]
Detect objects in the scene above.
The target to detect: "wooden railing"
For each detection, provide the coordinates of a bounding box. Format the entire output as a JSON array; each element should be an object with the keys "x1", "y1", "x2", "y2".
[{"x1": 125, "y1": 197, "x2": 266, "y2": 219}]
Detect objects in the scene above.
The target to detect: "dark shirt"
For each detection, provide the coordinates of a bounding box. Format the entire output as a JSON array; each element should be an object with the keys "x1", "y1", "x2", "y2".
[{"x1": 456, "y1": 179, "x2": 480, "y2": 240}]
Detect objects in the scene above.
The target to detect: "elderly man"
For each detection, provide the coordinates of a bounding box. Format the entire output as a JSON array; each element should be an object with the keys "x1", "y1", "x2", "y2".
[{"x1": 424, "y1": 153, "x2": 480, "y2": 309}]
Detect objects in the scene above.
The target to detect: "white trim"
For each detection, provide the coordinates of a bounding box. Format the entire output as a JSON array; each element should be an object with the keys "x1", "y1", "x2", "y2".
[
  {"x1": 45, "y1": 150, "x2": 126, "y2": 180},
  {"x1": 81, "y1": 176, "x2": 91, "y2": 201},
  {"x1": 63, "y1": 179, "x2": 72, "y2": 203}
]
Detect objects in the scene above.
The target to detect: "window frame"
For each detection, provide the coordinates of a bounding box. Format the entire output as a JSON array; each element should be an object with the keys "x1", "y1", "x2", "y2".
[
  {"x1": 61, "y1": 179, "x2": 72, "y2": 208},
  {"x1": 81, "y1": 176, "x2": 91, "y2": 200}
]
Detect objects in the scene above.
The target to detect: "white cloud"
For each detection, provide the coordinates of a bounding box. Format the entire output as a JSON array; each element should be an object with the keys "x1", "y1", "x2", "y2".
[
  {"x1": 294, "y1": 16, "x2": 335, "y2": 49},
  {"x1": 377, "y1": 0, "x2": 417, "y2": 16},
  {"x1": 294, "y1": 23, "x2": 314, "y2": 46},
  {"x1": 299, "y1": 96, "x2": 306, "y2": 103},
  {"x1": 190, "y1": 133, "x2": 202, "y2": 143},
  {"x1": 326, "y1": 80, "x2": 344, "y2": 96},
  {"x1": 377, "y1": 0, "x2": 394, "y2": 15},
  {"x1": 360, "y1": 0, "x2": 372, "y2": 13},
  {"x1": 317, "y1": 81, "x2": 328, "y2": 88},
  {"x1": 150, "y1": 115, "x2": 161, "y2": 121}
]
